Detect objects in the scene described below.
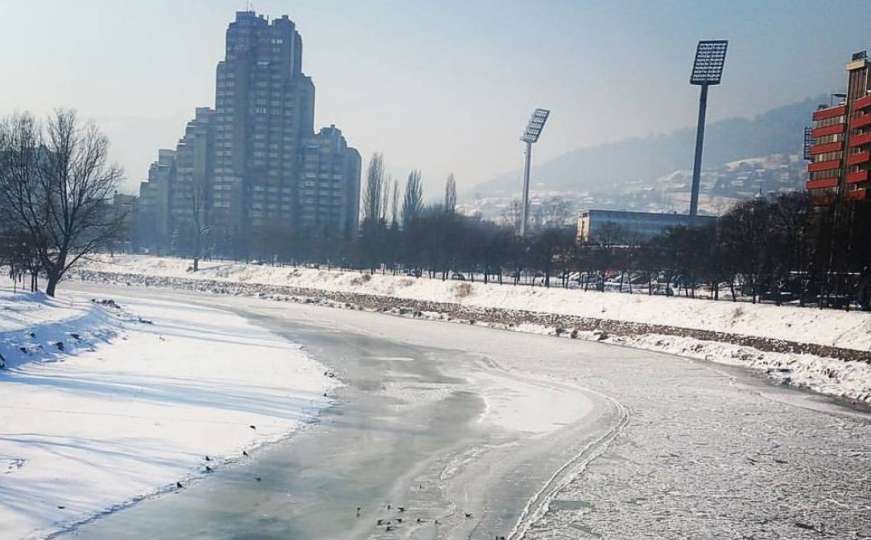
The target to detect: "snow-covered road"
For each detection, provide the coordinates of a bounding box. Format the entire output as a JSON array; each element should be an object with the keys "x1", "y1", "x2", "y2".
[{"x1": 59, "y1": 283, "x2": 871, "y2": 540}]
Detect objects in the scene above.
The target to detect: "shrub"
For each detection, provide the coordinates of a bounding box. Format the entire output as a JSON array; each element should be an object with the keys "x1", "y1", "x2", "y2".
[{"x1": 454, "y1": 282, "x2": 472, "y2": 299}]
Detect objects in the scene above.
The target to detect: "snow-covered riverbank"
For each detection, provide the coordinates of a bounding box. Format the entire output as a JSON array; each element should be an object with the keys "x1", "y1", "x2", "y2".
[
  {"x1": 78, "y1": 254, "x2": 871, "y2": 351},
  {"x1": 0, "y1": 286, "x2": 336, "y2": 539},
  {"x1": 63, "y1": 292, "x2": 871, "y2": 540},
  {"x1": 72, "y1": 255, "x2": 871, "y2": 406}
]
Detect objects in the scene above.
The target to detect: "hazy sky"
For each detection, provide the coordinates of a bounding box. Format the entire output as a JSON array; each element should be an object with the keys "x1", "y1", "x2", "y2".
[{"x1": 2, "y1": 0, "x2": 870, "y2": 198}]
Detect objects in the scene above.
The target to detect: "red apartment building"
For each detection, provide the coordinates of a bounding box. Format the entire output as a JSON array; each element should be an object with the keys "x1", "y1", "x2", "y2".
[{"x1": 807, "y1": 51, "x2": 871, "y2": 205}]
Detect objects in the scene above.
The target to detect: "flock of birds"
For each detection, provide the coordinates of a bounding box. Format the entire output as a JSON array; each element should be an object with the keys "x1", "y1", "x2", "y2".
[
  {"x1": 172, "y1": 436, "x2": 507, "y2": 539},
  {"x1": 359, "y1": 499, "x2": 509, "y2": 538},
  {"x1": 172, "y1": 425, "x2": 262, "y2": 489},
  {"x1": 366, "y1": 502, "x2": 457, "y2": 534}
]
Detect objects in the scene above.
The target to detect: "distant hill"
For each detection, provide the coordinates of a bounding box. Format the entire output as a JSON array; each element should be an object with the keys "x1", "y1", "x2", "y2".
[{"x1": 470, "y1": 96, "x2": 823, "y2": 198}]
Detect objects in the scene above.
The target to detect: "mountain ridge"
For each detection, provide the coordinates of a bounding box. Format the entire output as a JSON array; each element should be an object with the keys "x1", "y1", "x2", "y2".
[{"x1": 469, "y1": 95, "x2": 824, "y2": 198}]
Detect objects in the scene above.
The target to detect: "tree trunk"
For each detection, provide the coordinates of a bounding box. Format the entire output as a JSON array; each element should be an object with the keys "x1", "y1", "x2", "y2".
[{"x1": 46, "y1": 273, "x2": 59, "y2": 297}]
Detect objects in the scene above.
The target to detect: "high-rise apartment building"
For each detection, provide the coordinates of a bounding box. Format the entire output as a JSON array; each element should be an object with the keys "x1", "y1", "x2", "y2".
[
  {"x1": 212, "y1": 13, "x2": 315, "y2": 252},
  {"x1": 136, "y1": 11, "x2": 360, "y2": 256},
  {"x1": 301, "y1": 126, "x2": 361, "y2": 237},
  {"x1": 136, "y1": 149, "x2": 176, "y2": 251},
  {"x1": 806, "y1": 51, "x2": 871, "y2": 205},
  {"x1": 172, "y1": 107, "x2": 215, "y2": 242}
]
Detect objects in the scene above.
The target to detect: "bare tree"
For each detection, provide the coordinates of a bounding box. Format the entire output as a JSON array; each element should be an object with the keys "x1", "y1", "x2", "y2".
[
  {"x1": 190, "y1": 175, "x2": 208, "y2": 271},
  {"x1": 390, "y1": 178, "x2": 400, "y2": 228},
  {"x1": 0, "y1": 229, "x2": 41, "y2": 292},
  {"x1": 444, "y1": 173, "x2": 457, "y2": 214},
  {"x1": 0, "y1": 110, "x2": 125, "y2": 296},
  {"x1": 502, "y1": 199, "x2": 523, "y2": 233},
  {"x1": 380, "y1": 174, "x2": 392, "y2": 223},
  {"x1": 361, "y1": 152, "x2": 384, "y2": 223},
  {"x1": 401, "y1": 169, "x2": 424, "y2": 229}
]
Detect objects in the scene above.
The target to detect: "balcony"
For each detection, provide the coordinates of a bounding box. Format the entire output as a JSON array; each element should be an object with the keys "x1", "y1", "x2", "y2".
[
  {"x1": 846, "y1": 151, "x2": 870, "y2": 166},
  {"x1": 809, "y1": 141, "x2": 842, "y2": 155},
  {"x1": 810, "y1": 192, "x2": 835, "y2": 206},
  {"x1": 812, "y1": 124, "x2": 845, "y2": 138},
  {"x1": 813, "y1": 104, "x2": 846, "y2": 121},
  {"x1": 806, "y1": 177, "x2": 839, "y2": 190},
  {"x1": 807, "y1": 159, "x2": 841, "y2": 173},
  {"x1": 846, "y1": 189, "x2": 867, "y2": 201},
  {"x1": 849, "y1": 131, "x2": 871, "y2": 147},
  {"x1": 852, "y1": 114, "x2": 871, "y2": 129},
  {"x1": 846, "y1": 169, "x2": 868, "y2": 184},
  {"x1": 855, "y1": 94, "x2": 871, "y2": 110}
]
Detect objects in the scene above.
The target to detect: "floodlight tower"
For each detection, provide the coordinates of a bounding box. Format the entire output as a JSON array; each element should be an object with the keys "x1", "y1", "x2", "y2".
[
  {"x1": 688, "y1": 40, "x2": 728, "y2": 216},
  {"x1": 520, "y1": 108, "x2": 550, "y2": 236}
]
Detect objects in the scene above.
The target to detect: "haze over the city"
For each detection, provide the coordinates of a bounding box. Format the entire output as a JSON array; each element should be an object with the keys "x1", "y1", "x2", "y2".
[
  {"x1": 3, "y1": 2, "x2": 871, "y2": 539},
  {"x1": 2, "y1": 0, "x2": 871, "y2": 198}
]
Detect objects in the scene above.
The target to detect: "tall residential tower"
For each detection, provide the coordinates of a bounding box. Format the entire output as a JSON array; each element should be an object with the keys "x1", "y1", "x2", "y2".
[{"x1": 137, "y1": 11, "x2": 360, "y2": 257}]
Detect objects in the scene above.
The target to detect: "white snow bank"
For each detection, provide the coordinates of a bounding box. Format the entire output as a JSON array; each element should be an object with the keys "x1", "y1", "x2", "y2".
[
  {"x1": 80, "y1": 254, "x2": 871, "y2": 351},
  {"x1": 622, "y1": 333, "x2": 871, "y2": 403},
  {"x1": 0, "y1": 292, "x2": 84, "y2": 333},
  {"x1": 0, "y1": 292, "x2": 116, "y2": 370},
  {"x1": 72, "y1": 255, "x2": 871, "y2": 406},
  {"x1": 0, "y1": 286, "x2": 336, "y2": 540}
]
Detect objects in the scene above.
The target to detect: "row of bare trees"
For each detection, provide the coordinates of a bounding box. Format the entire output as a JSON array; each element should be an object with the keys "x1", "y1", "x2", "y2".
[
  {"x1": 616, "y1": 194, "x2": 871, "y2": 307},
  {"x1": 0, "y1": 110, "x2": 125, "y2": 296},
  {"x1": 287, "y1": 155, "x2": 871, "y2": 309}
]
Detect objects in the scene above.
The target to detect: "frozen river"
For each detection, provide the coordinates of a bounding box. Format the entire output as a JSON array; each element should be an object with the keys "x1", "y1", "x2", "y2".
[{"x1": 62, "y1": 285, "x2": 871, "y2": 539}]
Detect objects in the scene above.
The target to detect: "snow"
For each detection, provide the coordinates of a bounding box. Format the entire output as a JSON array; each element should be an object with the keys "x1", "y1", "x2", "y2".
[
  {"x1": 608, "y1": 332, "x2": 871, "y2": 405},
  {"x1": 211, "y1": 296, "x2": 871, "y2": 539},
  {"x1": 78, "y1": 254, "x2": 871, "y2": 351},
  {"x1": 0, "y1": 285, "x2": 336, "y2": 540},
  {"x1": 0, "y1": 292, "x2": 88, "y2": 334},
  {"x1": 70, "y1": 255, "x2": 871, "y2": 405},
  {"x1": 2, "y1": 280, "x2": 867, "y2": 539},
  {"x1": 472, "y1": 367, "x2": 596, "y2": 435},
  {"x1": 725, "y1": 155, "x2": 776, "y2": 169}
]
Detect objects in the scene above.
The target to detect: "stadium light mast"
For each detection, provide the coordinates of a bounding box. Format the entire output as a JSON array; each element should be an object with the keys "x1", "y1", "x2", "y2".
[
  {"x1": 688, "y1": 40, "x2": 728, "y2": 216},
  {"x1": 520, "y1": 108, "x2": 550, "y2": 236}
]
